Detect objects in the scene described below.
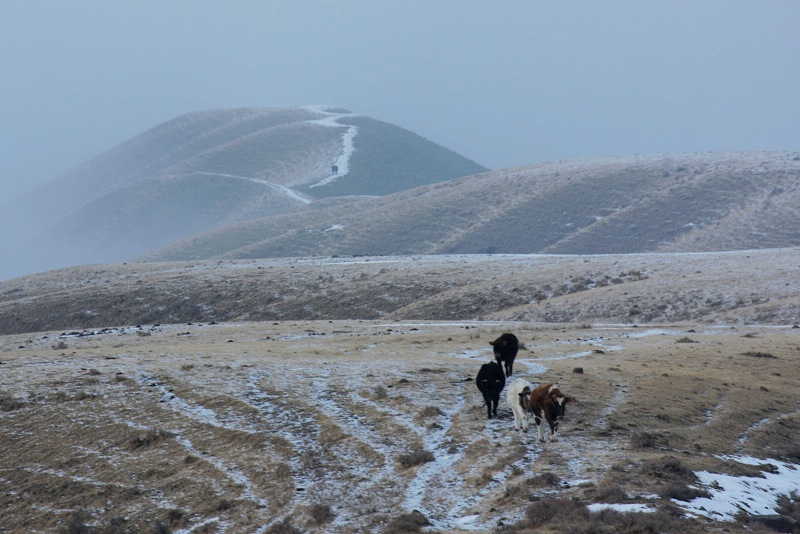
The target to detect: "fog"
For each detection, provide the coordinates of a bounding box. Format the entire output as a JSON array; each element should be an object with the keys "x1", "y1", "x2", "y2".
[{"x1": 1, "y1": 1, "x2": 799, "y2": 280}]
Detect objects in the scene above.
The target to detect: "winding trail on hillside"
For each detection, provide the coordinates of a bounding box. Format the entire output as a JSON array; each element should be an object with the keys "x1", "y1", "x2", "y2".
[
  {"x1": 182, "y1": 171, "x2": 313, "y2": 204},
  {"x1": 304, "y1": 107, "x2": 359, "y2": 188}
]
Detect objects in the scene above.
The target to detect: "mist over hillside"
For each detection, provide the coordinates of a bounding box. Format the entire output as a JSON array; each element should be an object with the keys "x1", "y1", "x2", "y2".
[
  {"x1": 0, "y1": 107, "x2": 485, "y2": 281},
  {"x1": 146, "y1": 151, "x2": 800, "y2": 262},
  {"x1": 2, "y1": 103, "x2": 798, "y2": 286}
]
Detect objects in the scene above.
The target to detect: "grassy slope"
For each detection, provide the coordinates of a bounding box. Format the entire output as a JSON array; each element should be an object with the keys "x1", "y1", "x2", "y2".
[
  {"x1": 2, "y1": 108, "x2": 492, "y2": 280},
  {"x1": 2, "y1": 249, "x2": 799, "y2": 336},
  {"x1": 298, "y1": 116, "x2": 487, "y2": 198},
  {"x1": 145, "y1": 152, "x2": 800, "y2": 261}
]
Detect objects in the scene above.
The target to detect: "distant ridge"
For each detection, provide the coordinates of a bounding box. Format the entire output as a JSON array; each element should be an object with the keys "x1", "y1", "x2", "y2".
[
  {"x1": 144, "y1": 151, "x2": 800, "y2": 261},
  {"x1": 0, "y1": 107, "x2": 486, "y2": 280},
  {"x1": 2, "y1": 248, "x2": 799, "y2": 334}
]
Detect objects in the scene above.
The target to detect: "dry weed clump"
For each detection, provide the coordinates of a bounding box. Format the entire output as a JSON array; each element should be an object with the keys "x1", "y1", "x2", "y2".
[
  {"x1": 307, "y1": 503, "x2": 335, "y2": 525},
  {"x1": 639, "y1": 456, "x2": 696, "y2": 482},
  {"x1": 590, "y1": 481, "x2": 629, "y2": 503},
  {"x1": 776, "y1": 492, "x2": 800, "y2": 525},
  {"x1": 498, "y1": 496, "x2": 696, "y2": 533},
  {"x1": 127, "y1": 428, "x2": 174, "y2": 450},
  {"x1": 525, "y1": 471, "x2": 561, "y2": 489},
  {"x1": 741, "y1": 351, "x2": 776, "y2": 359},
  {"x1": 629, "y1": 432, "x2": 671, "y2": 449},
  {"x1": 780, "y1": 445, "x2": 800, "y2": 463},
  {"x1": 0, "y1": 394, "x2": 25, "y2": 411},
  {"x1": 637, "y1": 456, "x2": 711, "y2": 503},
  {"x1": 265, "y1": 517, "x2": 302, "y2": 534},
  {"x1": 418, "y1": 405, "x2": 444, "y2": 418},
  {"x1": 59, "y1": 510, "x2": 176, "y2": 534},
  {"x1": 658, "y1": 482, "x2": 710, "y2": 502},
  {"x1": 384, "y1": 510, "x2": 430, "y2": 533},
  {"x1": 398, "y1": 448, "x2": 435, "y2": 468}
]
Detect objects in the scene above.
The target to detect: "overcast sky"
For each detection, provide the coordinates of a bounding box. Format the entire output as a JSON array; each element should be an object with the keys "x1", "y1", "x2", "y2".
[{"x1": 1, "y1": 1, "x2": 798, "y2": 201}]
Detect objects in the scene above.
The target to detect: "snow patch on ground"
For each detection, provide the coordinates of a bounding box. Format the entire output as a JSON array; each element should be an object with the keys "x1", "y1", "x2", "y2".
[
  {"x1": 587, "y1": 502, "x2": 656, "y2": 513},
  {"x1": 681, "y1": 455, "x2": 800, "y2": 521}
]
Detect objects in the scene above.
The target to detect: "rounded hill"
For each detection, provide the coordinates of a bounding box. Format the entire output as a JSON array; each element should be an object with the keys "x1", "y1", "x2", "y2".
[
  {"x1": 0, "y1": 107, "x2": 486, "y2": 280},
  {"x1": 145, "y1": 151, "x2": 800, "y2": 261}
]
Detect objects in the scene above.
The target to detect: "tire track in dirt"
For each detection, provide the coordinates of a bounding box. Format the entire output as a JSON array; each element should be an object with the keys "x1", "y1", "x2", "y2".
[
  {"x1": 131, "y1": 373, "x2": 270, "y2": 514},
  {"x1": 307, "y1": 369, "x2": 411, "y2": 527},
  {"x1": 736, "y1": 404, "x2": 800, "y2": 451},
  {"x1": 242, "y1": 370, "x2": 321, "y2": 523},
  {"x1": 401, "y1": 378, "x2": 468, "y2": 526}
]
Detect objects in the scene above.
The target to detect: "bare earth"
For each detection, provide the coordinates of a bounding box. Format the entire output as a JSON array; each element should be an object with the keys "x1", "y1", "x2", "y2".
[{"x1": 2, "y1": 319, "x2": 799, "y2": 533}]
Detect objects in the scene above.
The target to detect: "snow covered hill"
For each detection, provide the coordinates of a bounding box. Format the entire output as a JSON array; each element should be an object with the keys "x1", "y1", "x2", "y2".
[
  {"x1": 2, "y1": 249, "x2": 799, "y2": 336},
  {"x1": 0, "y1": 107, "x2": 485, "y2": 280},
  {"x1": 145, "y1": 151, "x2": 800, "y2": 262}
]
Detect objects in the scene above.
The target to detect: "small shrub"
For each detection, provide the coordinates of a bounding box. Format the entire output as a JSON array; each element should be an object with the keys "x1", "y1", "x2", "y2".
[
  {"x1": 59, "y1": 511, "x2": 91, "y2": 534},
  {"x1": 266, "y1": 518, "x2": 301, "y2": 534},
  {"x1": 0, "y1": 395, "x2": 25, "y2": 411},
  {"x1": 742, "y1": 351, "x2": 776, "y2": 359},
  {"x1": 308, "y1": 504, "x2": 335, "y2": 525},
  {"x1": 776, "y1": 491, "x2": 800, "y2": 522},
  {"x1": 525, "y1": 497, "x2": 588, "y2": 527},
  {"x1": 640, "y1": 456, "x2": 696, "y2": 481},
  {"x1": 215, "y1": 499, "x2": 234, "y2": 511},
  {"x1": 630, "y1": 432, "x2": 669, "y2": 449},
  {"x1": 659, "y1": 482, "x2": 710, "y2": 502},
  {"x1": 129, "y1": 428, "x2": 174, "y2": 450},
  {"x1": 418, "y1": 406, "x2": 443, "y2": 418},
  {"x1": 52, "y1": 340, "x2": 68, "y2": 350},
  {"x1": 593, "y1": 482, "x2": 629, "y2": 503},
  {"x1": 526, "y1": 471, "x2": 561, "y2": 489},
  {"x1": 385, "y1": 510, "x2": 430, "y2": 533},
  {"x1": 166, "y1": 509, "x2": 186, "y2": 527},
  {"x1": 778, "y1": 445, "x2": 800, "y2": 463},
  {"x1": 502, "y1": 495, "x2": 696, "y2": 533},
  {"x1": 398, "y1": 448, "x2": 435, "y2": 468}
]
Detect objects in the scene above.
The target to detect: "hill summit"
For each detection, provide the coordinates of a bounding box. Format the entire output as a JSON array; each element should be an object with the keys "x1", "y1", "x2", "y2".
[{"x1": 0, "y1": 107, "x2": 486, "y2": 280}]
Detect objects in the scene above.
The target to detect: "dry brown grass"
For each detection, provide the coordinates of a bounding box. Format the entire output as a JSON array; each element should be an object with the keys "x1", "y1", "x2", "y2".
[
  {"x1": 3, "y1": 248, "x2": 800, "y2": 336},
  {"x1": 1, "y1": 320, "x2": 799, "y2": 533}
]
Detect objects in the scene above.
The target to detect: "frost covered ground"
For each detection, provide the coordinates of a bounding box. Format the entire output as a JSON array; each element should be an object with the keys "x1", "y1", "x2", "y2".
[
  {"x1": 2, "y1": 320, "x2": 799, "y2": 532},
  {"x1": 4, "y1": 248, "x2": 800, "y2": 336}
]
